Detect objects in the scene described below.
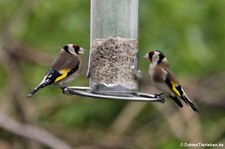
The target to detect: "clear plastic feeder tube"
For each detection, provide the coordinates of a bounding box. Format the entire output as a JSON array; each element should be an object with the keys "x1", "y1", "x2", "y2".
[{"x1": 89, "y1": 0, "x2": 139, "y2": 96}]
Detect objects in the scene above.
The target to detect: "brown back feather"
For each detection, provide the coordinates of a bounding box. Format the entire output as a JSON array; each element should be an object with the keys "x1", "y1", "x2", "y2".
[{"x1": 51, "y1": 51, "x2": 80, "y2": 71}]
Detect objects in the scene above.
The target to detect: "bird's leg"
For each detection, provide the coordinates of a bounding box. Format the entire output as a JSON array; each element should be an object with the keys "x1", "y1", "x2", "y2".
[{"x1": 58, "y1": 83, "x2": 71, "y2": 95}]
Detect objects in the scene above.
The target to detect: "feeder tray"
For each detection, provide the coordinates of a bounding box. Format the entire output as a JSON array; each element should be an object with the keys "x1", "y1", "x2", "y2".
[{"x1": 63, "y1": 86, "x2": 165, "y2": 102}]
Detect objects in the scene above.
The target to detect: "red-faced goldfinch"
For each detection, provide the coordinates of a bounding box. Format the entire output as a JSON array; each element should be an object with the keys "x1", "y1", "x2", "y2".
[
  {"x1": 27, "y1": 44, "x2": 85, "y2": 97},
  {"x1": 144, "y1": 50, "x2": 198, "y2": 112}
]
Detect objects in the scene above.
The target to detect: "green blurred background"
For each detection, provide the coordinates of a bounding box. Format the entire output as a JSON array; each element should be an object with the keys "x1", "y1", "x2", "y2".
[{"x1": 0, "y1": 0, "x2": 224, "y2": 149}]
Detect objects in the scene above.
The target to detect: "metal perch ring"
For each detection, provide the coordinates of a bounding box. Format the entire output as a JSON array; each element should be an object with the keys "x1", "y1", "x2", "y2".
[{"x1": 63, "y1": 86, "x2": 165, "y2": 102}]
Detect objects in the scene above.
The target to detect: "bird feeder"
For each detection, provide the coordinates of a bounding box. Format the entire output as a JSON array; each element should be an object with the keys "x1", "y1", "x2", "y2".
[
  {"x1": 64, "y1": 0, "x2": 164, "y2": 102},
  {"x1": 89, "y1": 0, "x2": 139, "y2": 96}
]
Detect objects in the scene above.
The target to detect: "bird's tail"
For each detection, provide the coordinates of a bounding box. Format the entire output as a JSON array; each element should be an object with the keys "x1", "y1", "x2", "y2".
[
  {"x1": 26, "y1": 83, "x2": 47, "y2": 98},
  {"x1": 181, "y1": 94, "x2": 199, "y2": 112},
  {"x1": 169, "y1": 95, "x2": 183, "y2": 108}
]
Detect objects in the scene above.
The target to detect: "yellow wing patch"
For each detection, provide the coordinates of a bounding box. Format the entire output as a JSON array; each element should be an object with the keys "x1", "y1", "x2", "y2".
[
  {"x1": 171, "y1": 82, "x2": 181, "y2": 97},
  {"x1": 54, "y1": 69, "x2": 70, "y2": 82}
]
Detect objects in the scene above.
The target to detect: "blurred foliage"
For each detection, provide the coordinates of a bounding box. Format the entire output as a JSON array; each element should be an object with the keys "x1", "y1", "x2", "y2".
[
  {"x1": 140, "y1": 0, "x2": 225, "y2": 78},
  {"x1": 0, "y1": 0, "x2": 225, "y2": 148}
]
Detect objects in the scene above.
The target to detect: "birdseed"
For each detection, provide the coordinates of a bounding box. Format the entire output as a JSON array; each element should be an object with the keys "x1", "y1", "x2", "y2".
[{"x1": 89, "y1": 37, "x2": 138, "y2": 95}]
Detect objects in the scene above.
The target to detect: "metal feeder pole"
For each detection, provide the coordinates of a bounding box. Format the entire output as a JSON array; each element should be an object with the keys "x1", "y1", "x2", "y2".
[{"x1": 64, "y1": 0, "x2": 164, "y2": 102}]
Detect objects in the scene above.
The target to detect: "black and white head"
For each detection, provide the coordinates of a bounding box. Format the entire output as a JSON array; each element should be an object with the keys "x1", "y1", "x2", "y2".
[
  {"x1": 62, "y1": 44, "x2": 85, "y2": 55},
  {"x1": 144, "y1": 50, "x2": 166, "y2": 64}
]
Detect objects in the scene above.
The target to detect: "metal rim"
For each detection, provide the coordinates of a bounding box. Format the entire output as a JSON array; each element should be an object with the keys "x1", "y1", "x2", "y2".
[{"x1": 63, "y1": 86, "x2": 165, "y2": 103}]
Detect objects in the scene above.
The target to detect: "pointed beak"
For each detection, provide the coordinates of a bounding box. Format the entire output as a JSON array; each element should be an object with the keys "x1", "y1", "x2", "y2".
[
  {"x1": 79, "y1": 48, "x2": 85, "y2": 54},
  {"x1": 144, "y1": 53, "x2": 149, "y2": 59}
]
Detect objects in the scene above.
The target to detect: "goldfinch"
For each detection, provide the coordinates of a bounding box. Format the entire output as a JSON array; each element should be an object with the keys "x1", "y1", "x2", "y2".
[
  {"x1": 144, "y1": 50, "x2": 198, "y2": 112},
  {"x1": 27, "y1": 44, "x2": 85, "y2": 97}
]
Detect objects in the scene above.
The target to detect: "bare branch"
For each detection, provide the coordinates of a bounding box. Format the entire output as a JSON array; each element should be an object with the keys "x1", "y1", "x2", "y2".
[
  {"x1": 2, "y1": 32, "x2": 53, "y2": 67},
  {"x1": 181, "y1": 108, "x2": 203, "y2": 144},
  {"x1": 0, "y1": 113, "x2": 72, "y2": 149},
  {"x1": 102, "y1": 102, "x2": 147, "y2": 146},
  {"x1": 10, "y1": 43, "x2": 53, "y2": 66}
]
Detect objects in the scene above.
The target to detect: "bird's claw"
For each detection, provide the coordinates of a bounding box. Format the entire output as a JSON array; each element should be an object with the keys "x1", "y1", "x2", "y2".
[
  {"x1": 61, "y1": 87, "x2": 73, "y2": 96},
  {"x1": 154, "y1": 93, "x2": 165, "y2": 103},
  {"x1": 154, "y1": 93, "x2": 164, "y2": 98}
]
